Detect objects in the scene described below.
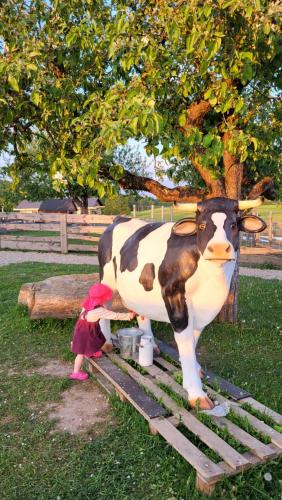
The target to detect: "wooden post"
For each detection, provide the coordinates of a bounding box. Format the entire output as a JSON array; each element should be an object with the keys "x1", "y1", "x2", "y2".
[
  {"x1": 268, "y1": 211, "x2": 273, "y2": 246},
  {"x1": 170, "y1": 205, "x2": 173, "y2": 222},
  {"x1": 151, "y1": 204, "x2": 154, "y2": 220},
  {"x1": 161, "y1": 205, "x2": 164, "y2": 221},
  {"x1": 133, "y1": 204, "x2": 136, "y2": 218},
  {"x1": 60, "y1": 214, "x2": 68, "y2": 254}
]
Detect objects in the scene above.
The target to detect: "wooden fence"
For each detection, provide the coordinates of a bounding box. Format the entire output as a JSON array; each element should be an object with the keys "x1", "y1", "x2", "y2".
[{"x1": 0, "y1": 212, "x2": 115, "y2": 254}]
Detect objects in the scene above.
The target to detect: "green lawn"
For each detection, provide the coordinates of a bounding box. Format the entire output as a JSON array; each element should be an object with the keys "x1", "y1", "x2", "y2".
[
  {"x1": 133, "y1": 202, "x2": 282, "y2": 223},
  {"x1": 0, "y1": 262, "x2": 281, "y2": 499}
]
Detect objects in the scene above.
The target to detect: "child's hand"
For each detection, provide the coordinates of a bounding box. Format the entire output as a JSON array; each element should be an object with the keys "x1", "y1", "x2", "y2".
[{"x1": 128, "y1": 311, "x2": 136, "y2": 320}]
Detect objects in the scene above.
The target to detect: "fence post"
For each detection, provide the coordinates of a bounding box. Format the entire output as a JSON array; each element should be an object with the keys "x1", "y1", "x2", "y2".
[
  {"x1": 161, "y1": 205, "x2": 164, "y2": 221},
  {"x1": 133, "y1": 204, "x2": 136, "y2": 218},
  {"x1": 170, "y1": 205, "x2": 174, "y2": 222},
  {"x1": 268, "y1": 211, "x2": 273, "y2": 246},
  {"x1": 60, "y1": 214, "x2": 68, "y2": 254},
  {"x1": 151, "y1": 205, "x2": 154, "y2": 220}
]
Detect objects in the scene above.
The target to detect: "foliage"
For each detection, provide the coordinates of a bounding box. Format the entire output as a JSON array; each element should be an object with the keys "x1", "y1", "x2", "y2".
[
  {"x1": 0, "y1": 177, "x2": 21, "y2": 211},
  {"x1": 0, "y1": 0, "x2": 281, "y2": 201},
  {"x1": 103, "y1": 195, "x2": 131, "y2": 215}
]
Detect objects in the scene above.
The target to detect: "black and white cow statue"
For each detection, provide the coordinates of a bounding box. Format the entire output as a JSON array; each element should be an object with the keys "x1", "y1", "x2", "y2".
[{"x1": 98, "y1": 197, "x2": 266, "y2": 409}]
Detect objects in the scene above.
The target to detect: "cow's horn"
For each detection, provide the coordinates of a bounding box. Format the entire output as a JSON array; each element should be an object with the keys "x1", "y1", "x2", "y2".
[
  {"x1": 238, "y1": 198, "x2": 262, "y2": 210},
  {"x1": 174, "y1": 202, "x2": 198, "y2": 212}
]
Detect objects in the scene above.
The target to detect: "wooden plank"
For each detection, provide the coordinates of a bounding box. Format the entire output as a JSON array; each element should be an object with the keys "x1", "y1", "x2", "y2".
[
  {"x1": 238, "y1": 397, "x2": 282, "y2": 425},
  {"x1": 110, "y1": 354, "x2": 249, "y2": 471},
  {"x1": 154, "y1": 356, "x2": 178, "y2": 373},
  {"x1": 67, "y1": 234, "x2": 100, "y2": 242},
  {"x1": 145, "y1": 363, "x2": 278, "y2": 462},
  {"x1": 228, "y1": 405, "x2": 282, "y2": 450},
  {"x1": 157, "y1": 339, "x2": 251, "y2": 400},
  {"x1": 0, "y1": 222, "x2": 60, "y2": 232},
  {"x1": 67, "y1": 214, "x2": 115, "y2": 224},
  {"x1": 209, "y1": 416, "x2": 277, "y2": 460},
  {"x1": 88, "y1": 356, "x2": 167, "y2": 419},
  {"x1": 0, "y1": 212, "x2": 61, "y2": 222},
  {"x1": 149, "y1": 417, "x2": 224, "y2": 482},
  {"x1": 0, "y1": 239, "x2": 61, "y2": 252},
  {"x1": 67, "y1": 244, "x2": 98, "y2": 252},
  {"x1": 0, "y1": 235, "x2": 61, "y2": 242},
  {"x1": 204, "y1": 389, "x2": 282, "y2": 450},
  {"x1": 67, "y1": 225, "x2": 108, "y2": 235},
  {"x1": 60, "y1": 214, "x2": 68, "y2": 254}
]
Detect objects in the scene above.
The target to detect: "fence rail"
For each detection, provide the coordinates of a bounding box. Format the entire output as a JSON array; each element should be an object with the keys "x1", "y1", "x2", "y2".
[
  {"x1": 0, "y1": 210, "x2": 281, "y2": 254},
  {"x1": 0, "y1": 212, "x2": 115, "y2": 254}
]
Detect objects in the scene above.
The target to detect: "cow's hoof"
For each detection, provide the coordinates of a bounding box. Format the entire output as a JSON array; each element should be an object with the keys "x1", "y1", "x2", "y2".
[
  {"x1": 101, "y1": 342, "x2": 113, "y2": 353},
  {"x1": 189, "y1": 396, "x2": 214, "y2": 410}
]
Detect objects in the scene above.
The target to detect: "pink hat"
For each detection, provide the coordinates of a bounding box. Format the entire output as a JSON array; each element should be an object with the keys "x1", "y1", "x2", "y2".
[{"x1": 82, "y1": 283, "x2": 113, "y2": 311}]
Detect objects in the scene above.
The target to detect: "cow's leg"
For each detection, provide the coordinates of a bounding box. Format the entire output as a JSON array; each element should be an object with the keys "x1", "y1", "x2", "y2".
[
  {"x1": 99, "y1": 319, "x2": 113, "y2": 352},
  {"x1": 137, "y1": 316, "x2": 160, "y2": 353},
  {"x1": 194, "y1": 329, "x2": 203, "y2": 378},
  {"x1": 174, "y1": 327, "x2": 213, "y2": 410}
]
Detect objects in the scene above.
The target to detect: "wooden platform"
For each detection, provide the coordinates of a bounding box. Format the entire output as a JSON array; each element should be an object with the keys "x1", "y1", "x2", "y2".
[{"x1": 86, "y1": 342, "x2": 282, "y2": 496}]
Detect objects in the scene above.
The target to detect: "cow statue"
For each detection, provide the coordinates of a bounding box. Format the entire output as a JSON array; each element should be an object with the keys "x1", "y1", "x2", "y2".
[{"x1": 98, "y1": 197, "x2": 266, "y2": 409}]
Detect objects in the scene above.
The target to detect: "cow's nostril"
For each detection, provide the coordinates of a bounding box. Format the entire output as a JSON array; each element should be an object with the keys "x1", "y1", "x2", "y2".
[
  {"x1": 207, "y1": 245, "x2": 214, "y2": 253},
  {"x1": 225, "y1": 244, "x2": 231, "y2": 253}
]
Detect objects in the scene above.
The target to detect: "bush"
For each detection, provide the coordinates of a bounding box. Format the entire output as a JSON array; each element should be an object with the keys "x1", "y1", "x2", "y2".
[{"x1": 103, "y1": 196, "x2": 131, "y2": 215}]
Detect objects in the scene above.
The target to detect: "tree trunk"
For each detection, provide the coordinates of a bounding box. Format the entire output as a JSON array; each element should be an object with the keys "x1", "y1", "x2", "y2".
[
  {"x1": 218, "y1": 131, "x2": 243, "y2": 323},
  {"x1": 18, "y1": 273, "x2": 128, "y2": 319}
]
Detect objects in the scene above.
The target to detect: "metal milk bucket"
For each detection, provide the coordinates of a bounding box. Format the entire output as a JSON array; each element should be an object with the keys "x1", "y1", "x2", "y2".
[
  {"x1": 138, "y1": 335, "x2": 154, "y2": 367},
  {"x1": 117, "y1": 327, "x2": 143, "y2": 360}
]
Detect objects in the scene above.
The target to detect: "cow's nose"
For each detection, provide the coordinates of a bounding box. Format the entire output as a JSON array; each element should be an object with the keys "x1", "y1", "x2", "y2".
[{"x1": 207, "y1": 243, "x2": 231, "y2": 254}]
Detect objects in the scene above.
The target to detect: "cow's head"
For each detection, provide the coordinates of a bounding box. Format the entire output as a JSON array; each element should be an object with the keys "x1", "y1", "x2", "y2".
[{"x1": 173, "y1": 197, "x2": 266, "y2": 261}]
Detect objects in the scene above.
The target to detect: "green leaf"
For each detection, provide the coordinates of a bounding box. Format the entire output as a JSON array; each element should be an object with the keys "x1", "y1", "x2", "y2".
[
  {"x1": 186, "y1": 34, "x2": 196, "y2": 54},
  {"x1": 30, "y1": 92, "x2": 41, "y2": 106},
  {"x1": 203, "y1": 5, "x2": 212, "y2": 18},
  {"x1": 203, "y1": 133, "x2": 214, "y2": 147},
  {"x1": 97, "y1": 183, "x2": 105, "y2": 198},
  {"x1": 8, "y1": 75, "x2": 20, "y2": 92},
  {"x1": 251, "y1": 137, "x2": 258, "y2": 151},
  {"x1": 109, "y1": 164, "x2": 124, "y2": 180},
  {"x1": 130, "y1": 116, "x2": 139, "y2": 134},
  {"x1": 264, "y1": 23, "x2": 271, "y2": 35},
  {"x1": 178, "y1": 113, "x2": 187, "y2": 127},
  {"x1": 245, "y1": 6, "x2": 253, "y2": 17},
  {"x1": 209, "y1": 97, "x2": 217, "y2": 106},
  {"x1": 234, "y1": 98, "x2": 244, "y2": 114},
  {"x1": 240, "y1": 52, "x2": 253, "y2": 61},
  {"x1": 66, "y1": 30, "x2": 77, "y2": 47}
]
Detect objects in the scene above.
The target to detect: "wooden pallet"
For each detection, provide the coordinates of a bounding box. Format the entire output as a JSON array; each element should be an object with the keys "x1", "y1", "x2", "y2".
[{"x1": 86, "y1": 343, "x2": 282, "y2": 496}]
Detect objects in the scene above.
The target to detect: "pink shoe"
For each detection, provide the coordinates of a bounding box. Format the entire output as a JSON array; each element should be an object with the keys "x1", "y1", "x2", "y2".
[
  {"x1": 68, "y1": 371, "x2": 89, "y2": 381},
  {"x1": 91, "y1": 351, "x2": 103, "y2": 359}
]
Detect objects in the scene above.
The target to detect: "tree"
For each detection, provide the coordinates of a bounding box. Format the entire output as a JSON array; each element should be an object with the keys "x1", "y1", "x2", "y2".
[
  {"x1": 0, "y1": 1, "x2": 281, "y2": 320},
  {"x1": 103, "y1": 195, "x2": 131, "y2": 215}
]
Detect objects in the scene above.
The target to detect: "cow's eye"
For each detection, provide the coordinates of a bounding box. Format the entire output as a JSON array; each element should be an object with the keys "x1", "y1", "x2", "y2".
[
  {"x1": 198, "y1": 222, "x2": 206, "y2": 231},
  {"x1": 230, "y1": 223, "x2": 237, "y2": 229}
]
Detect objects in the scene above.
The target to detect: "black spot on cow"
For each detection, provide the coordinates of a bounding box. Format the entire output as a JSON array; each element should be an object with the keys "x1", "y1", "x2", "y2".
[
  {"x1": 139, "y1": 263, "x2": 155, "y2": 291},
  {"x1": 120, "y1": 223, "x2": 163, "y2": 273},
  {"x1": 113, "y1": 256, "x2": 117, "y2": 280},
  {"x1": 158, "y1": 233, "x2": 199, "y2": 333},
  {"x1": 99, "y1": 216, "x2": 131, "y2": 280}
]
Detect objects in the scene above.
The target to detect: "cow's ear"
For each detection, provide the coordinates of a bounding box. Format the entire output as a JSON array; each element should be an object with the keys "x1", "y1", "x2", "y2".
[
  {"x1": 238, "y1": 215, "x2": 267, "y2": 233},
  {"x1": 172, "y1": 218, "x2": 197, "y2": 236}
]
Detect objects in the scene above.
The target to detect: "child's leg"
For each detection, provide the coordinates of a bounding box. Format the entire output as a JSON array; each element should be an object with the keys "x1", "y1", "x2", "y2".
[{"x1": 73, "y1": 354, "x2": 84, "y2": 373}]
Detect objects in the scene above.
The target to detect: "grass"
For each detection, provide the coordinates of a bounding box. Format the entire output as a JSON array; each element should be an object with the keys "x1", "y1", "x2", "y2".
[
  {"x1": 0, "y1": 262, "x2": 282, "y2": 499},
  {"x1": 133, "y1": 202, "x2": 282, "y2": 223}
]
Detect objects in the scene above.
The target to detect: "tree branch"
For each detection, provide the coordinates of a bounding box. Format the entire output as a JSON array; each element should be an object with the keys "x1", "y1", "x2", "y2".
[
  {"x1": 100, "y1": 165, "x2": 207, "y2": 202},
  {"x1": 191, "y1": 155, "x2": 226, "y2": 197},
  {"x1": 247, "y1": 176, "x2": 275, "y2": 200}
]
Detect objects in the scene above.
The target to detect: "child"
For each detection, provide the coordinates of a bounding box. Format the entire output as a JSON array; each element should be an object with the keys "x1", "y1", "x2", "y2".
[{"x1": 69, "y1": 283, "x2": 135, "y2": 380}]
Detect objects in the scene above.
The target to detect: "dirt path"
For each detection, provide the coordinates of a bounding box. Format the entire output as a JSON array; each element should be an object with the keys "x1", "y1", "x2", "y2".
[{"x1": 0, "y1": 250, "x2": 281, "y2": 280}]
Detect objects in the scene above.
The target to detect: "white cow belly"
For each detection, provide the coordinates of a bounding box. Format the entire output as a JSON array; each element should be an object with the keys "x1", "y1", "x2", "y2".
[
  {"x1": 114, "y1": 222, "x2": 173, "y2": 323},
  {"x1": 187, "y1": 257, "x2": 236, "y2": 330}
]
